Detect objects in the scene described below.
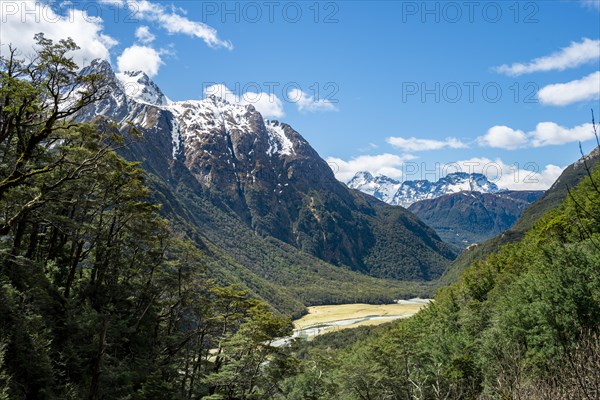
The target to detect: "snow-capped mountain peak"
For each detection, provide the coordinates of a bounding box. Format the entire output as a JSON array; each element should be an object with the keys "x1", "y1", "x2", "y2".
[
  {"x1": 347, "y1": 171, "x2": 401, "y2": 203},
  {"x1": 348, "y1": 171, "x2": 502, "y2": 207},
  {"x1": 163, "y1": 95, "x2": 303, "y2": 164},
  {"x1": 115, "y1": 70, "x2": 170, "y2": 106},
  {"x1": 166, "y1": 96, "x2": 254, "y2": 134},
  {"x1": 433, "y1": 172, "x2": 499, "y2": 195},
  {"x1": 81, "y1": 59, "x2": 114, "y2": 77},
  {"x1": 79, "y1": 59, "x2": 303, "y2": 167},
  {"x1": 349, "y1": 171, "x2": 375, "y2": 184}
]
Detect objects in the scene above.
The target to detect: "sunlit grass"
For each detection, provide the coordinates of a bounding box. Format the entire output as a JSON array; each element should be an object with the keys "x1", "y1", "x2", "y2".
[{"x1": 294, "y1": 301, "x2": 430, "y2": 331}]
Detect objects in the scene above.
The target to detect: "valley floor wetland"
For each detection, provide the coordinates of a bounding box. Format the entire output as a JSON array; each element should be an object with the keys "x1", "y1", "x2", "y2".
[{"x1": 273, "y1": 299, "x2": 431, "y2": 346}]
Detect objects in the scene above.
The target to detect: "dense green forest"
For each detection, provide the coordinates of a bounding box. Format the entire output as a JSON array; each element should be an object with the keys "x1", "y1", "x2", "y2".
[{"x1": 281, "y1": 143, "x2": 600, "y2": 398}]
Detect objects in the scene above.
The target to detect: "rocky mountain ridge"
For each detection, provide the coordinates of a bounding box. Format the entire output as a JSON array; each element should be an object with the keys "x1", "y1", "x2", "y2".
[{"x1": 348, "y1": 171, "x2": 502, "y2": 207}]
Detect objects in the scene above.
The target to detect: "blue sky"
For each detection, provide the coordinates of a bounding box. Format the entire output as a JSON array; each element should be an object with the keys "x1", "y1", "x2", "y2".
[{"x1": 2, "y1": 0, "x2": 599, "y2": 189}]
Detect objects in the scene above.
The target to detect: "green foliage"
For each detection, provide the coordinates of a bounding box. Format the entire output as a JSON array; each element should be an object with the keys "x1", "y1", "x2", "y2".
[
  {"x1": 202, "y1": 303, "x2": 295, "y2": 399},
  {"x1": 0, "y1": 340, "x2": 11, "y2": 400}
]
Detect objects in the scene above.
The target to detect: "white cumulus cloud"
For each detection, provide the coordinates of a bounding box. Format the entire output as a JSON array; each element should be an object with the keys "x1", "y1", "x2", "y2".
[
  {"x1": 452, "y1": 157, "x2": 564, "y2": 190},
  {"x1": 117, "y1": 45, "x2": 164, "y2": 77},
  {"x1": 135, "y1": 26, "x2": 156, "y2": 44},
  {"x1": 538, "y1": 71, "x2": 600, "y2": 106},
  {"x1": 530, "y1": 122, "x2": 596, "y2": 147},
  {"x1": 478, "y1": 122, "x2": 596, "y2": 149},
  {"x1": 288, "y1": 89, "x2": 338, "y2": 112},
  {"x1": 477, "y1": 126, "x2": 529, "y2": 150},
  {"x1": 326, "y1": 153, "x2": 417, "y2": 182},
  {"x1": 128, "y1": 0, "x2": 232, "y2": 50},
  {"x1": 0, "y1": 1, "x2": 117, "y2": 67},
  {"x1": 387, "y1": 136, "x2": 467, "y2": 151},
  {"x1": 203, "y1": 84, "x2": 285, "y2": 118},
  {"x1": 494, "y1": 38, "x2": 600, "y2": 76},
  {"x1": 97, "y1": 0, "x2": 125, "y2": 5},
  {"x1": 580, "y1": 0, "x2": 600, "y2": 10}
]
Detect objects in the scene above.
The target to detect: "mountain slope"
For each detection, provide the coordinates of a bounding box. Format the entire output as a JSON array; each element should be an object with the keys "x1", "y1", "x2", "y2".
[
  {"x1": 509, "y1": 146, "x2": 600, "y2": 237},
  {"x1": 77, "y1": 61, "x2": 455, "y2": 311},
  {"x1": 408, "y1": 190, "x2": 543, "y2": 249},
  {"x1": 348, "y1": 171, "x2": 501, "y2": 207},
  {"x1": 162, "y1": 97, "x2": 456, "y2": 277}
]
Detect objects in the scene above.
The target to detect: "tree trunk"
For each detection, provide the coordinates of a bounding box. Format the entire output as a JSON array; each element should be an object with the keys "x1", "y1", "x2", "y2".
[
  {"x1": 88, "y1": 318, "x2": 108, "y2": 400},
  {"x1": 64, "y1": 240, "x2": 84, "y2": 298}
]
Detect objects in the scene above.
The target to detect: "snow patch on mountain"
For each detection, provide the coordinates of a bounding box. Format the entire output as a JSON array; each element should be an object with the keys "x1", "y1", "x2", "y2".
[
  {"x1": 266, "y1": 120, "x2": 295, "y2": 157},
  {"x1": 163, "y1": 97, "x2": 301, "y2": 161},
  {"x1": 166, "y1": 96, "x2": 254, "y2": 136},
  {"x1": 171, "y1": 118, "x2": 181, "y2": 160}
]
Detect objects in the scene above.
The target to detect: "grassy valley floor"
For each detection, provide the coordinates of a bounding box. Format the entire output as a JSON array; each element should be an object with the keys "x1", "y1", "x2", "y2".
[{"x1": 292, "y1": 300, "x2": 431, "y2": 338}]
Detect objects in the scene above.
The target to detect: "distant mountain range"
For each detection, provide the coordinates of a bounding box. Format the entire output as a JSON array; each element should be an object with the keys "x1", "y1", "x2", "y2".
[
  {"x1": 347, "y1": 171, "x2": 546, "y2": 249},
  {"x1": 347, "y1": 171, "x2": 501, "y2": 207}
]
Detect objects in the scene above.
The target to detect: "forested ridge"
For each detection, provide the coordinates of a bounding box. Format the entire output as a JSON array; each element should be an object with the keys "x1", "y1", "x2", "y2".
[
  {"x1": 281, "y1": 142, "x2": 600, "y2": 398},
  {"x1": 441, "y1": 145, "x2": 600, "y2": 287}
]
